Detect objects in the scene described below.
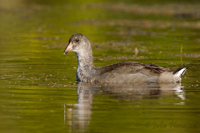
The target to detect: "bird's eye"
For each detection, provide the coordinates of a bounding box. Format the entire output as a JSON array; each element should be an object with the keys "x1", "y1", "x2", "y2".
[{"x1": 75, "y1": 39, "x2": 79, "y2": 43}]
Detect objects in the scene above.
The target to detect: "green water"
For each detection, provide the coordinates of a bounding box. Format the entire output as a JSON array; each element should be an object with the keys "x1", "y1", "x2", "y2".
[{"x1": 0, "y1": 0, "x2": 200, "y2": 132}]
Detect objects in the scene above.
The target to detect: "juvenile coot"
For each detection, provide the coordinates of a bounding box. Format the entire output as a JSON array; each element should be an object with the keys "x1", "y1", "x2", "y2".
[{"x1": 64, "y1": 33, "x2": 186, "y2": 84}]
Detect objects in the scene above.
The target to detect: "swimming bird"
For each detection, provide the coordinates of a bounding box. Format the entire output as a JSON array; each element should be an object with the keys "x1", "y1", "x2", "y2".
[{"x1": 64, "y1": 33, "x2": 186, "y2": 85}]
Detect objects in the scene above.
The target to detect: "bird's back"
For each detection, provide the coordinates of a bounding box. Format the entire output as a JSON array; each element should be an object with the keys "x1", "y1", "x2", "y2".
[{"x1": 92, "y1": 62, "x2": 186, "y2": 84}]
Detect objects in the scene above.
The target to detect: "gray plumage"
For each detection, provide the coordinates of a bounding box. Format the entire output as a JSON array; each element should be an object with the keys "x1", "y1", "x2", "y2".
[{"x1": 64, "y1": 33, "x2": 186, "y2": 85}]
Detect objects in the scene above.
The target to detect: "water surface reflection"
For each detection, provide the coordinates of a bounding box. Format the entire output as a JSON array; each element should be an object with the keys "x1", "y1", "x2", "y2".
[{"x1": 64, "y1": 82, "x2": 185, "y2": 132}]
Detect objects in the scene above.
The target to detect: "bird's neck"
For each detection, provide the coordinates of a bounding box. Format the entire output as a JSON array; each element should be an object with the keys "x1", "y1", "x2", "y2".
[
  {"x1": 76, "y1": 49, "x2": 94, "y2": 68},
  {"x1": 75, "y1": 49, "x2": 97, "y2": 82}
]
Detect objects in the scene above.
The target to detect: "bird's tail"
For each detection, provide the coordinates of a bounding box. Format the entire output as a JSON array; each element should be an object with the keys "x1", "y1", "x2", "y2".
[{"x1": 173, "y1": 67, "x2": 187, "y2": 78}]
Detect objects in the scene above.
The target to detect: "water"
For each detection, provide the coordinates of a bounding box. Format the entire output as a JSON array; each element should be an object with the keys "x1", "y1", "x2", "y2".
[{"x1": 0, "y1": 0, "x2": 200, "y2": 132}]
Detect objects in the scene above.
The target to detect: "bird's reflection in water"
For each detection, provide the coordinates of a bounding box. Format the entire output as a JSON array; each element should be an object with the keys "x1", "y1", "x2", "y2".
[{"x1": 64, "y1": 82, "x2": 185, "y2": 132}]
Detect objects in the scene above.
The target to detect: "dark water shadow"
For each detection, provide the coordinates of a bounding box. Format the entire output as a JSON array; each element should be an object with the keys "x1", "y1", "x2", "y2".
[{"x1": 64, "y1": 82, "x2": 185, "y2": 132}]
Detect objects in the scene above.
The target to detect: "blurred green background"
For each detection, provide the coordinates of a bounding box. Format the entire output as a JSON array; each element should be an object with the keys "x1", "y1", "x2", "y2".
[{"x1": 0, "y1": 0, "x2": 200, "y2": 132}]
